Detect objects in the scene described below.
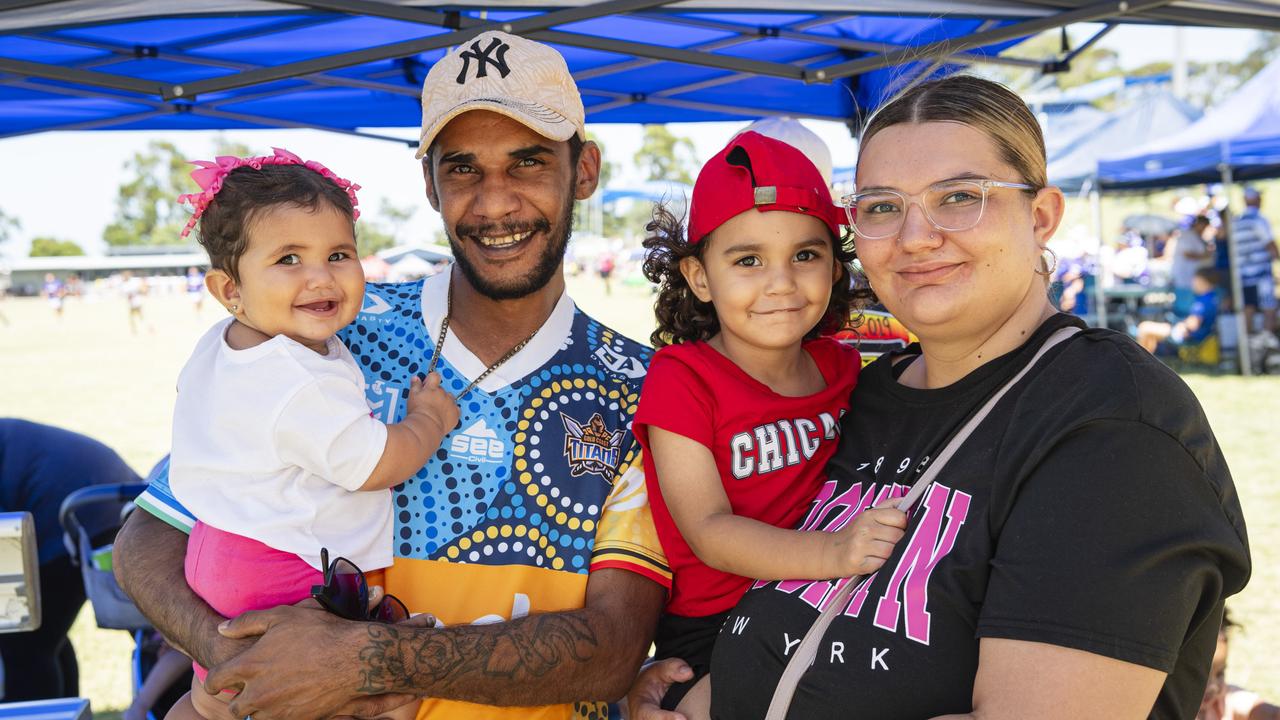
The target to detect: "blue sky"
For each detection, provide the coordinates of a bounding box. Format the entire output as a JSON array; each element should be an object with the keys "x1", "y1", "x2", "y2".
[{"x1": 0, "y1": 23, "x2": 1268, "y2": 259}]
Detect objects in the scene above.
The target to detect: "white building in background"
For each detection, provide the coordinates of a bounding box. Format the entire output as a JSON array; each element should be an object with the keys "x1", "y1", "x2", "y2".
[{"x1": 8, "y1": 250, "x2": 207, "y2": 296}]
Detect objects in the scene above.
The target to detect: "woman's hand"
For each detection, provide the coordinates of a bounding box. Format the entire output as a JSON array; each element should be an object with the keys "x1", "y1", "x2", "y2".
[{"x1": 624, "y1": 658, "x2": 695, "y2": 720}]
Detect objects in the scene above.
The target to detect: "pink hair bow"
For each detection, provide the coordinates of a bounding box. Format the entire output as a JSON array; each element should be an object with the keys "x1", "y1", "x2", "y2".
[{"x1": 177, "y1": 147, "x2": 361, "y2": 238}]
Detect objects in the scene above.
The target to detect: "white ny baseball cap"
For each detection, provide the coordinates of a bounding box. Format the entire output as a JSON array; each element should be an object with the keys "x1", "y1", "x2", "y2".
[
  {"x1": 416, "y1": 30, "x2": 586, "y2": 160},
  {"x1": 737, "y1": 117, "x2": 834, "y2": 185}
]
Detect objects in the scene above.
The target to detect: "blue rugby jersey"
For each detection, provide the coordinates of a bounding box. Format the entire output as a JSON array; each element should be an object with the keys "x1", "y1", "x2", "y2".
[{"x1": 138, "y1": 271, "x2": 669, "y2": 720}]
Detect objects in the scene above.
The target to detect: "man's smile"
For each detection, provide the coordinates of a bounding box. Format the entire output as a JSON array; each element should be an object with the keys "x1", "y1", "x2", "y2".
[{"x1": 472, "y1": 228, "x2": 537, "y2": 250}]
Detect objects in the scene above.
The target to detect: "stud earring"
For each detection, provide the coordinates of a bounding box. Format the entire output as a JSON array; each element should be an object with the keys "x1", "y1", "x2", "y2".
[{"x1": 228, "y1": 304, "x2": 239, "y2": 314}]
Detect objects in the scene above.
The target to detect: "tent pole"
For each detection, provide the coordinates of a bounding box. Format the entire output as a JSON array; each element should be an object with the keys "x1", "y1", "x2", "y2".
[
  {"x1": 1219, "y1": 161, "x2": 1253, "y2": 376},
  {"x1": 1089, "y1": 178, "x2": 1108, "y2": 330}
]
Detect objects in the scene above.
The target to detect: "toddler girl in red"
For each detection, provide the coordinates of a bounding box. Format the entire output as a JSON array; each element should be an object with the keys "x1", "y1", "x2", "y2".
[{"x1": 635, "y1": 131, "x2": 907, "y2": 712}]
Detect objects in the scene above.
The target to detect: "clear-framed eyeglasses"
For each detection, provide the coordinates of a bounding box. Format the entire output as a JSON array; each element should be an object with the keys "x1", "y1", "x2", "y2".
[{"x1": 839, "y1": 179, "x2": 1037, "y2": 240}]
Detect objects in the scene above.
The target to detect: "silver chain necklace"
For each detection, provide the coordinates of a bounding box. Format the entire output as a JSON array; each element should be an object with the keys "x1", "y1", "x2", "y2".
[{"x1": 425, "y1": 284, "x2": 540, "y2": 400}]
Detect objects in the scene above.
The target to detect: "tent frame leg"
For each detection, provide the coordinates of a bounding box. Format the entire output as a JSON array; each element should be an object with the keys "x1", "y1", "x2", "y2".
[
  {"x1": 1219, "y1": 162, "x2": 1254, "y2": 376},
  {"x1": 1089, "y1": 180, "x2": 1109, "y2": 331}
]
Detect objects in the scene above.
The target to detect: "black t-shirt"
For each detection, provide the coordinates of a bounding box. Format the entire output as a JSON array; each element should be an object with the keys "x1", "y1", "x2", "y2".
[{"x1": 711, "y1": 314, "x2": 1250, "y2": 720}]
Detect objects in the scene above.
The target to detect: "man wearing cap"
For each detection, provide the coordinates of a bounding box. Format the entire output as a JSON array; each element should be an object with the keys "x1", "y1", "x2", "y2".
[
  {"x1": 1234, "y1": 188, "x2": 1278, "y2": 335},
  {"x1": 114, "y1": 31, "x2": 670, "y2": 720}
]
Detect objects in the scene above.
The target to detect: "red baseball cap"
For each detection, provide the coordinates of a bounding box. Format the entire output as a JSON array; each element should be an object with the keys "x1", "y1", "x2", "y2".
[{"x1": 687, "y1": 130, "x2": 844, "y2": 245}]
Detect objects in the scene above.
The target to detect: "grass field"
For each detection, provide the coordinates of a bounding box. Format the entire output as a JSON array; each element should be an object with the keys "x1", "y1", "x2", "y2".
[{"x1": 3, "y1": 274, "x2": 1278, "y2": 713}]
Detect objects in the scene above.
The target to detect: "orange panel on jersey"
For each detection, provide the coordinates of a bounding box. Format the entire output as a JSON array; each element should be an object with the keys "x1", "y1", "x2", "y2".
[
  {"x1": 415, "y1": 697, "x2": 610, "y2": 720},
  {"x1": 386, "y1": 556, "x2": 589, "y2": 625},
  {"x1": 387, "y1": 558, "x2": 605, "y2": 720}
]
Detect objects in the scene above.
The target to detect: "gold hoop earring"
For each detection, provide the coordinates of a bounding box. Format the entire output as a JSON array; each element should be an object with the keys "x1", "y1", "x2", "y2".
[{"x1": 1035, "y1": 247, "x2": 1057, "y2": 278}]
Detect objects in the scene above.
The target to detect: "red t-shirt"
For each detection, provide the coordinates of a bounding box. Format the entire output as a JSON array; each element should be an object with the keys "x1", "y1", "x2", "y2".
[{"x1": 635, "y1": 337, "x2": 860, "y2": 617}]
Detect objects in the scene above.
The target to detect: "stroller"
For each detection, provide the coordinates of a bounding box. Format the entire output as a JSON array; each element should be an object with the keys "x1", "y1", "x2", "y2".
[{"x1": 58, "y1": 481, "x2": 192, "y2": 720}]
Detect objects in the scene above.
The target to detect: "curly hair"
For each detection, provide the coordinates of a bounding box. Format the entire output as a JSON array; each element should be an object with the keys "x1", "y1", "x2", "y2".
[
  {"x1": 642, "y1": 203, "x2": 873, "y2": 348},
  {"x1": 195, "y1": 164, "x2": 356, "y2": 283}
]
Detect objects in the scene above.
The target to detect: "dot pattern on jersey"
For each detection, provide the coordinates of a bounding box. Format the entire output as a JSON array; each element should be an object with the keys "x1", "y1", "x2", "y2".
[{"x1": 343, "y1": 282, "x2": 648, "y2": 575}]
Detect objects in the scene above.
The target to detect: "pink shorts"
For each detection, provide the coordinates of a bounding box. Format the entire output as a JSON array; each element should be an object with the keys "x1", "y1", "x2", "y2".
[{"x1": 185, "y1": 521, "x2": 323, "y2": 682}]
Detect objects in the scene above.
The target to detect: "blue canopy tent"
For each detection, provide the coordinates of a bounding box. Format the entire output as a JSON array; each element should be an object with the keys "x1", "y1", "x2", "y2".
[
  {"x1": 1046, "y1": 90, "x2": 1201, "y2": 338},
  {"x1": 1049, "y1": 90, "x2": 1202, "y2": 193},
  {"x1": 601, "y1": 179, "x2": 692, "y2": 205},
  {"x1": 1097, "y1": 57, "x2": 1280, "y2": 190},
  {"x1": 1091, "y1": 57, "x2": 1280, "y2": 374},
  {"x1": 1041, "y1": 102, "x2": 1109, "y2": 160},
  {"x1": 1028, "y1": 75, "x2": 1173, "y2": 161},
  {"x1": 3, "y1": 0, "x2": 1280, "y2": 144},
  {"x1": 2, "y1": 0, "x2": 1279, "y2": 373}
]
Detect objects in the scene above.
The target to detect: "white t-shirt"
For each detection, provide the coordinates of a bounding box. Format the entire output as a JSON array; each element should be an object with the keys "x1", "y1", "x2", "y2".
[
  {"x1": 170, "y1": 317, "x2": 392, "y2": 572},
  {"x1": 1170, "y1": 226, "x2": 1208, "y2": 290}
]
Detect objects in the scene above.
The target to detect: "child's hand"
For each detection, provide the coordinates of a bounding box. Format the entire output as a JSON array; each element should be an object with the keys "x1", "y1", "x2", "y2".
[
  {"x1": 826, "y1": 500, "x2": 908, "y2": 577},
  {"x1": 407, "y1": 373, "x2": 460, "y2": 436}
]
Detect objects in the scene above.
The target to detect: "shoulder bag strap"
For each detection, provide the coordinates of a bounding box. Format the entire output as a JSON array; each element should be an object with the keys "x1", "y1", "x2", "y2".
[{"x1": 763, "y1": 326, "x2": 1081, "y2": 720}]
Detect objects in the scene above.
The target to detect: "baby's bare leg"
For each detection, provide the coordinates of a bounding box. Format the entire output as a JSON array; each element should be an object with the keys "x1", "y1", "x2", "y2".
[
  {"x1": 163, "y1": 688, "x2": 203, "y2": 720},
  {"x1": 165, "y1": 676, "x2": 212, "y2": 717},
  {"x1": 175, "y1": 675, "x2": 237, "y2": 720},
  {"x1": 377, "y1": 699, "x2": 423, "y2": 720},
  {"x1": 674, "y1": 675, "x2": 711, "y2": 720}
]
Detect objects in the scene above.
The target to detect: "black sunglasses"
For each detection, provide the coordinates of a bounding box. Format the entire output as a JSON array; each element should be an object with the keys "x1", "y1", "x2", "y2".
[{"x1": 310, "y1": 547, "x2": 409, "y2": 624}]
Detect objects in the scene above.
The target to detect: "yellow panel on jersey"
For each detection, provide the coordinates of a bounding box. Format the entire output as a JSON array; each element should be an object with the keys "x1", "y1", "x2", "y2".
[{"x1": 590, "y1": 452, "x2": 671, "y2": 586}]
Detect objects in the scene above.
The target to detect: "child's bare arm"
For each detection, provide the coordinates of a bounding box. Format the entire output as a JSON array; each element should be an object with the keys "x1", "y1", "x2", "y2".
[
  {"x1": 823, "y1": 502, "x2": 909, "y2": 578},
  {"x1": 360, "y1": 373, "x2": 459, "y2": 491},
  {"x1": 650, "y1": 426, "x2": 907, "y2": 580}
]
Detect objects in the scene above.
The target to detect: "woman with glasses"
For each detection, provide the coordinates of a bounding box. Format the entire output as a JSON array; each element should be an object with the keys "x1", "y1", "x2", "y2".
[{"x1": 628, "y1": 75, "x2": 1249, "y2": 720}]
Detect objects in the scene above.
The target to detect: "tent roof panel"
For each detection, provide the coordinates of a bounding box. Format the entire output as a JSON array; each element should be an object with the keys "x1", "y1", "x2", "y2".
[
  {"x1": 682, "y1": 12, "x2": 831, "y2": 25},
  {"x1": 105, "y1": 113, "x2": 275, "y2": 131},
  {"x1": 0, "y1": 35, "x2": 108, "y2": 64},
  {"x1": 713, "y1": 37, "x2": 843, "y2": 61},
  {"x1": 676, "y1": 71, "x2": 852, "y2": 104},
  {"x1": 1048, "y1": 91, "x2": 1202, "y2": 192},
  {"x1": 558, "y1": 15, "x2": 737, "y2": 45},
  {"x1": 4, "y1": 0, "x2": 1280, "y2": 33},
  {"x1": 50, "y1": 15, "x2": 301, "y2": 46},
  {"x1": 546, "y1": 42, "x2": 637, "y2": 72},
  {"x1": 220, "y1": 86, "x2": 422, "y2": 126},
  {"x1": 2, "y1": 1, "x2": 1276, "y2": 140},
  {"x1": 192, "y1": 16, "x2": 447, "y2": 57},
  {"x1": 74, "y1": 58, "x2": 237, "y2": 83},
  {"x1": 1110, "y1": 59, "x2": 1280, "y2": 158},
  {"x1": 584, "y1": 100, "x2": 755, "y2": 122},
  {"x1": 0, "y1": 1, "x2": 1073, "y2": 32},
  {"x1": 576, "y1": 63, "x2": 729, "y2": 94}
]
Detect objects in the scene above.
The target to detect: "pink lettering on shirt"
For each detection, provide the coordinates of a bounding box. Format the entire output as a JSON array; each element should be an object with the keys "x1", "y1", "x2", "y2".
[{"x1": 871, "y1": 483, "x2": 972, "y2": 645}]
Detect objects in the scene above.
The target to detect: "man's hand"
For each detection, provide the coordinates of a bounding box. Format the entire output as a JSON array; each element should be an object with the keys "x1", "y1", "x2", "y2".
[
  {"x1": 208, "y1": 568, "x2": 663, "y2": 713},
  {"x1": 624, "y1": 659, "x2": 694, "y2": 720},
  {"x1": 205, "y1": 604, "x2": 382, "y2": 720},
  {"x1": 206, "y1": 593, "x2": 438, "y2": 720}
]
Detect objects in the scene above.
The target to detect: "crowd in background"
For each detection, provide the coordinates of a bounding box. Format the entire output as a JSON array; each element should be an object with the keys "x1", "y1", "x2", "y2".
[{"x1": 1054, "y1": 186, "x2": 1279, "y2": 370}]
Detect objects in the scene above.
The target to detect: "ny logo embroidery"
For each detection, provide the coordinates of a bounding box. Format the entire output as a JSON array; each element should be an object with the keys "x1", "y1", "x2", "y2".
[{"x1": 456, "y1": 37, "x2": 511, "y2": 84}]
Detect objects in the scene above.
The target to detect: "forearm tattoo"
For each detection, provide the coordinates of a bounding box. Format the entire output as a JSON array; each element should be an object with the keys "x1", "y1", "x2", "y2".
[{"x1": 356, "y1": 612, "x2": 601, "y2": 704}]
